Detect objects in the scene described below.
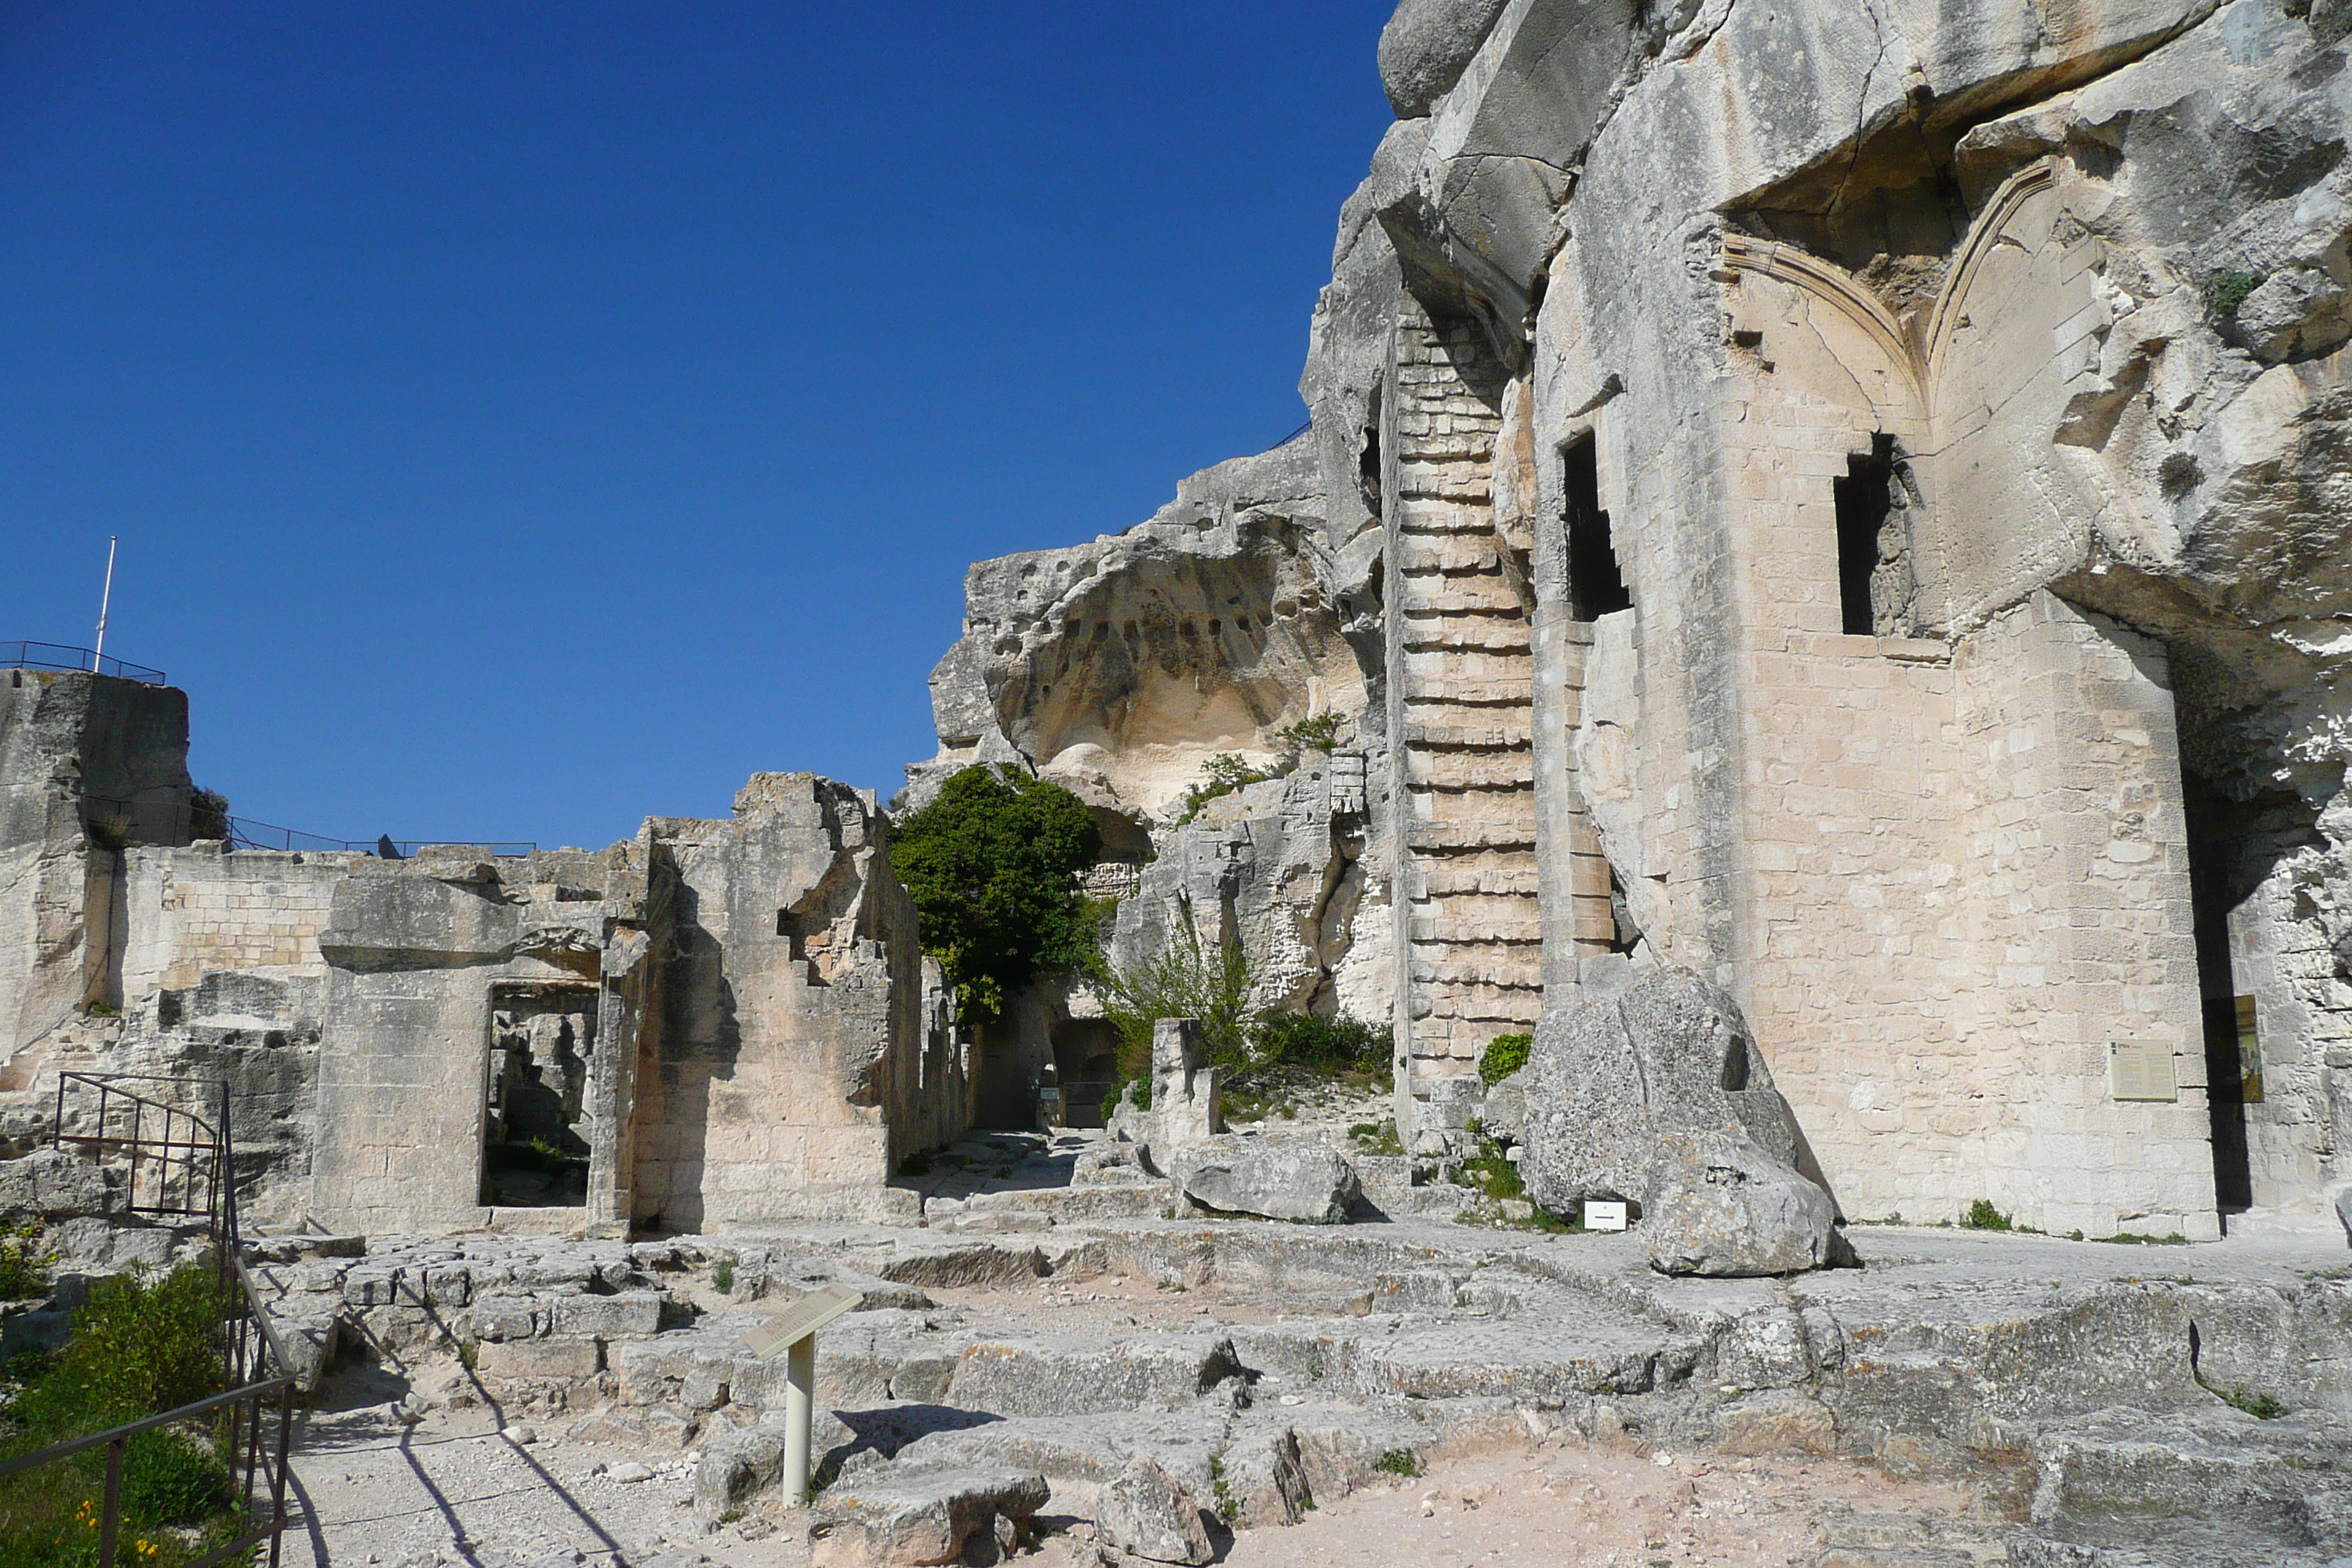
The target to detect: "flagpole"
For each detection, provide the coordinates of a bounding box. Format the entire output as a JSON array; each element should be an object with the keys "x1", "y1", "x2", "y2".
[{"x1": 92, "y1": 536, "x2": 118, "y2": 673}]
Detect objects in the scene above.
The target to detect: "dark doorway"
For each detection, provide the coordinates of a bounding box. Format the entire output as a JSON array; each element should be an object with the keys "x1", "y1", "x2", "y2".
[
  {"x1": 1835, "y1": 438, "x2": 1897, "y2": 635},
  {"x1": 2182, "y1": 777, "x2": 2255, "y2": 1210},
  {"x1": 1051, "y1": 1018, "x2": 1123, "y2": 1129},
  {"x1": 481, "y1": 985, "x2": 597, "y2": 1207},
  {"x1": 1565, "y1": 434, "x2": 1632, "y2": 621}
]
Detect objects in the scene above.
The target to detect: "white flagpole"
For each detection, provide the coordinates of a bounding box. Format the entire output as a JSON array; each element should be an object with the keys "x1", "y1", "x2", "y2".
[{"x1": 92, "y1": 535, "x2": 118, "y2": 672}]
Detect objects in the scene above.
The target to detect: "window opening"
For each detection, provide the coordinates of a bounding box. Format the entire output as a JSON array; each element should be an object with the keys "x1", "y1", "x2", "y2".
[
  {"x1": 1835, "y1": 437, "x2": 1899, "y2": 636},
  {"x1": 1565, "y1": 434, "x2": 1631, "y2": 621}
]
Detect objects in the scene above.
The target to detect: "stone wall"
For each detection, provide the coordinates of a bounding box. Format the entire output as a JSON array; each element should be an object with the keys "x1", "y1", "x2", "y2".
[{"x1": 632, "y1": 774, "x2": 942, "y2": 1230}]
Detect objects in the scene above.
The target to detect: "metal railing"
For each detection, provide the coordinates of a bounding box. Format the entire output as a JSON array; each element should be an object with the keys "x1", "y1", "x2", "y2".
[
  {"x1": 77, "y1": 794, "x2": 537, "y2": 858},
  {"x1": 1, "y1": 641, "x2": 167, "y2": 685},
  {"x1": 4, "y1": 1074, "x2": 301, "y2": 1567}
]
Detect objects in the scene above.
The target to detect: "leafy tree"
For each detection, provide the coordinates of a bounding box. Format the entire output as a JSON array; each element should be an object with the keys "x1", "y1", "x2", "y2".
[{"x1": 891, "y1": 765, "x2": 1101, "y2": 1019}]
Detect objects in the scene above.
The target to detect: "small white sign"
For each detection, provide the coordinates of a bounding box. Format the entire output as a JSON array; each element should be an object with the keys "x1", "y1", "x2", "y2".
[{"x1": 1585, "y1": 1200, "x2": 1629, "y2": 1232}]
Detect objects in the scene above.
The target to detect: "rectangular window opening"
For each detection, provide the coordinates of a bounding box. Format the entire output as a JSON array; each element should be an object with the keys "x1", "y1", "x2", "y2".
[
  {"x1": 1565, "y1": 434, "x2": 1631, "y2": 622},
  {"x1": 1835, "y1": 437, "x2": 1898, "y2": 636}
]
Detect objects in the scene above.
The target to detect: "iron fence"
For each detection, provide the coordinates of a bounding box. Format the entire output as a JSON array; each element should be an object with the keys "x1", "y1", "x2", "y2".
[
  {"x1": 4, "y1": 1073, "x2": 302, "y2": 1566},
  {"x1": 77, "y1": 793, "x2": 536, "y2": 857},
  {"x1": 0, "y1": 641, "x2": 167, "y2": 685}
]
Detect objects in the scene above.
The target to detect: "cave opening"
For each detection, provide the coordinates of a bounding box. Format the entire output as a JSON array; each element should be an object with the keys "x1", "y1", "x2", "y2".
[{"x1": 1565, "y1": 433, "x2": 1631, "y2": 622}]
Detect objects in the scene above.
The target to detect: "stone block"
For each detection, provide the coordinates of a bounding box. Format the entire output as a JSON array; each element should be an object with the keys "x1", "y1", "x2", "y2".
[
  {"x1": 475, "y1": 1337, "x2": 600, "y2": 1381},
  {"x1": 550, "y1": 1290, "x2": 665, "y2": 1338},
  {"x1": 809, "y1": 1466, "x2": 1048, "y2": 1568}
]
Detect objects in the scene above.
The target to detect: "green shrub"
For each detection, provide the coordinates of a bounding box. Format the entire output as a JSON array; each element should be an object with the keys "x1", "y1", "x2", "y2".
[
  {"x1": 2205, "y1": 268, "x2": 2264, "y2": 320},
  {"x1": 1349, "y1": 1120, "x2": 1403, "y2": 1157},
  {"x1": 187, "y1": 788, "x2": 231, "y2": 843},
  {"x1": 1172, "y1": 716, "x2": 1351, "y2": 825},
  {"x1": 0, "y1": 1223, "x2": 53, "y2": 1301},
  {"x1": 890, "y1": 766, "x2": 1101, "y2": 1020},
  {"x1": 1374, "y1": 1447, "x2": 1420, "y2": 1477},
  {"x1": 1256, "y1": 1013, "x2": 1386, "y2": 1076},
  {"x1": 1095, "y1": 904, "x2": 1254, "y2": 1083},
  {"x1": 59, "y1": 1264, "x2": 230, "y2": 1424},
  {"x1": 118, "y1": 1430, "x2": 233, "y2": 1528},
  {"x1": 1961, "y1": 1199, "x2": 2012, "y2": 1232},
  {"x1": 1479, "y1": 1032, "x2": 1531, "y2": 1085},
  {"x1": 712, "y1": 1260, "x2": 735, "y2": 1295}
]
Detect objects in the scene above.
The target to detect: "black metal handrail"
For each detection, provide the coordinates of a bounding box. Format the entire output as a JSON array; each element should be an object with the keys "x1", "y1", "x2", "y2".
[
  {"x1": 0, "y1": 641, "x2": 166, "y2": 685},
  {"x1": 18, "y1": 1073, "x2": 301, "y2": 1565},
  {"x1": 78, "y1": 794, "x2": 538, "y2": 857}
]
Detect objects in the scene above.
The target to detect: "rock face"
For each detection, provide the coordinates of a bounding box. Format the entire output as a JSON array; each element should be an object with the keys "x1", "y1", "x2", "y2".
[
  {"x1": 1519, "y1": 966, "x2": 1806, "y2": 1210},
  {"x1": 1169, "y1": 1134, "x2": 1360, "y2": 1224},
  {"x1": 1094, "y1": 1454, "x2": 1215, "y2": 1565}
]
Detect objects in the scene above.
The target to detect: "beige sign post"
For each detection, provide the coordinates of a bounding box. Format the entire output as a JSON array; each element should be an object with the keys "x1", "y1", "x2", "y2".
[{"x1": 744, "y1": 1285, "x2": 864, "y2": 1504}]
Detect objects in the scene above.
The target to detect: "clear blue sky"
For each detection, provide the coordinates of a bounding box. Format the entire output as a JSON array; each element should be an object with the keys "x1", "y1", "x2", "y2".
[{"x1": 0, "y1": 2, "x2": 1394, "y2": 848}]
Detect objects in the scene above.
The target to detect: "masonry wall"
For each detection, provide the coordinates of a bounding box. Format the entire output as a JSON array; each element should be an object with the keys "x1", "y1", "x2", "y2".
[{"x1": 632, "y1": 775, "x2": 937, "y2": 1232}]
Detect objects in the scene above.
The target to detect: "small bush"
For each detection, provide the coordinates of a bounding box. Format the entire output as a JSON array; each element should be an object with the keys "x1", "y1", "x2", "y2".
[
  {"x1": 1479, "y1": 1032, "x2": 1531, "y2": 1085},
  {"x1": 1256, "y1": 1013, "x2": 1386, "y2": 1076},
  {"x1": 119, "y1": 1430, "x2": 233, "y2": 1528},
  {"x1": 1349, "y1": 1120, "x2": 1403, "y2": 1157},
  {"x1": 2207, "y1": 1382, "x2": 2287, "y2": 1420},
  {"x1": 188, "y1": 788, "x2": 231, "y2": 843},
  {"x1": 60, "y1": 1264, "x2": 230, "y2": 1423},
  {"x1": 712, "y1": 1260, "x2": 736, "y2": 1295},
  {"x1": 0, "y1": 1223, "x2": 53, "y2": 1301},
  {"x1": 2205, "y1": 268, "x2": 2264, "y2": 320},
  {"x1": 1374, "y1": 1447, "x2": 1421, "y2": 1478},
  {"x1": 1961, "y1": 1199, "x2": 2012, "y2": 1232}
]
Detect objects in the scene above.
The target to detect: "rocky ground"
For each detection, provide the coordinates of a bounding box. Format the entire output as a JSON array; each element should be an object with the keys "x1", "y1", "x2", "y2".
[{"x1": 234, "y1": 1126, "x2": 2352, "y2": 1568}]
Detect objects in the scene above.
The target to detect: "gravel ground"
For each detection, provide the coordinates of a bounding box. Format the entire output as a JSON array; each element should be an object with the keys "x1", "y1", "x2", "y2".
[{"x1": 274, "y1": 1401, "x2": 2002, "y2": 1568}]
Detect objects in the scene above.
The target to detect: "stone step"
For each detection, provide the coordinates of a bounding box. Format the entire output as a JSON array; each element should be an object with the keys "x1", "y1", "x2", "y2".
[
  {"x1": 1400, "y1": 718, "x2": 1533, "y2": 749},
  {"x1": 1401, "y1": 624, "x2": 1534, "y2": 655},
  {"x1": 1406, "y1": 751, "x2": 1535, "y2": 788},
  {"x1": 1403, "y1": 819, "x2": 1538, "y2": 852},
  {"x1": 809, "y1": 1465, "x2": 1050, "y2": 1568}
]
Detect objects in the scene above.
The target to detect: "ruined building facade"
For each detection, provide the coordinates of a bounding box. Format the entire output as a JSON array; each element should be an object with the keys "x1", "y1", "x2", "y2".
[
  {"x1": 0, "y1": 668, "x2": 969, "y2": 1233},
  {"x1": 914, "y1": 0, "x2": 2352, "y2": 1237}
]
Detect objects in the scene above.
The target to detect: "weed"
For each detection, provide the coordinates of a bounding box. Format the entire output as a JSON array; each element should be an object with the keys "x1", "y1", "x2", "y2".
[
  {"x1": 456, "y1": 1339, "x2": 478, "y2": 1372},
  {"x1": 1961, "y1": 1199, "x2": 2013, "y2": 1232},
  {"x1": 2197, "y1": 1371, "x2": 2286, "y2": 1419},
  {"x1": 1349, "y1": 1120, "x2": 1403, "y2": 1157},
  {"x1": 1208, "y1": 1454, "x2": 1232, "y2": 1518},
  {"x1": 712, "y1": 1260, "x2": 736, "y2": 1294},
  {"x1": 2101, "y1": 1231, "x2": 2190, "y2": 1246},
  {"x1": 1374, "y1": 1448, "x2": 1421, "y2": 1478},
  {"x1": 719, "y1": 1508, "x2": 743, "y2": 1526}
]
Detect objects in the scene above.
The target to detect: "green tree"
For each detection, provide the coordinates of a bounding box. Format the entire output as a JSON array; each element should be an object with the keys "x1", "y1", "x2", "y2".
[{"x1": 891, "y1": 765, "x2": 1101, "y2": 1019}]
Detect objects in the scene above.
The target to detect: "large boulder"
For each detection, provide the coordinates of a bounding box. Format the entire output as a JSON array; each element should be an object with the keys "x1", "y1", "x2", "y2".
[
  {"x1": 1520, "y1": 965, "x2": 1805, "y2": 1210},
  {"x1": 1095, "y1": 1454, "x2": 1214, "y2": 1565},
  {"x1": 808, "y1": 1466, "x2": 1048, "y2": 1568},
  {"x1": 1169, "y1": 1135, "x2": 1360, "y2": 1224},
  {"x1": 1639, "y1": 1129, "x2": 1842, "y2": 1277},
  {"x1": 1377, "y1": 0, "x2": 1511, "y2": 117}
]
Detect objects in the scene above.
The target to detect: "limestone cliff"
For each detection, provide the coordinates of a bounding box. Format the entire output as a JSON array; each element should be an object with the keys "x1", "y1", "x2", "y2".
[{"x1": 917, "y1": 0, "x2": 2352, "y2": 1225}]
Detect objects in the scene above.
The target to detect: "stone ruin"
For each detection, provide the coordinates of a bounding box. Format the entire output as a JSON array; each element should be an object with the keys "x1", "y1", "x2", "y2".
[{"x1": 4, "y1": 0, "x2": 2352, "y2": 1561}]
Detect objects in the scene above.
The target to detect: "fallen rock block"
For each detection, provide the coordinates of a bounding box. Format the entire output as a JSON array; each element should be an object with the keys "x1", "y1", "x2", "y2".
[
  {"x1": 1640, "y1": 1130, "x2": 1841, "y2": 1277},
  {"x1": 1096, "y1": 1455, "x2": 1213, "y2": 1565},
  {"x1": 1169, "y1": 1136, "x2": 1359, "y2": 1224},
  {"x1": 949, "y1": 1334, "x2": 1243, "y2": 1417},
  {"x1": 808, "y1": 1466, "x2": 1048, "y2": 1567}
]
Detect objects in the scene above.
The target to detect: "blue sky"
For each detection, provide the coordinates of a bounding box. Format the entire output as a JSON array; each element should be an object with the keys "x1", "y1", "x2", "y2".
[{"x1": 0, "y1": 2, "x2": 1394, "y2": 848}]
